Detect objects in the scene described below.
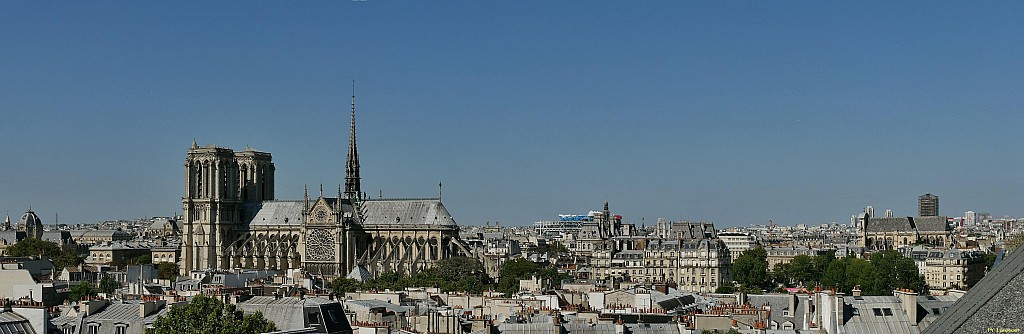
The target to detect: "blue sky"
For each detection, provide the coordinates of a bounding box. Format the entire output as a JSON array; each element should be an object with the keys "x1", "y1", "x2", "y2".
[{"x1": 2, "y1": 2, "x2": 1023, "y2": 227}]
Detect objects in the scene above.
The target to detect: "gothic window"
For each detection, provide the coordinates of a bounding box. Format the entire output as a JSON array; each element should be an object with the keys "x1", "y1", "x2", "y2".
[
  {"x1": 306, "y1": 229, "x2": 336, "y2": 261},
  {"x1": 195, "y1": 164, "x2": 203, "y2": 197}
]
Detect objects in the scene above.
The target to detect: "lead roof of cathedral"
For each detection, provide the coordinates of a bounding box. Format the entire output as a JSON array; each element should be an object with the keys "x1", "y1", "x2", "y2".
[
  {"x1": 243, "y1": 198, "x2": 455, "y2": 227},
  {"x1": 361, "y1": 198, "x2": 456, "y2": 227},
  {"x1": 245, "y1": 200, "x2": 313, "y2": 226}
]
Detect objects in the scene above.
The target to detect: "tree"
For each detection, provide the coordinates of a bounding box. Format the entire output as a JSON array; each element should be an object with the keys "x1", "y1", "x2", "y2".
[
  {"x1": 497, "y1": 258, "x2": 543, "y2": 296},
  {"x1": 788, "y1": 255, "x2": 816, "y2": 287},
  {"x1": 157, "y1": 262, "x2": 180, "y2": 280},
  {"x1": 5, "y1": 238, "x2": 61, "y2": 257},
  {"x1": 330, "y1": 277, "x2": 362, "y2": 295},
  {"x1": 984, "y1": 251, "x2": 998, "y2": 271},
  {"x1": 129, "y1": 254, "x2": 152, "y2": 265},
  {"x1": 98, "y1": 273, "x2": 120, "y2": 294},
  {"x1": 772, "y1": 263, "x2": 792, "y2": 287},
  {"x1": 868, "y1": 251, "x2": 926, "y2": 295},
  {"x1": 820, "y1": 257, "x2": 850, "y2": 292},
  {"x1": 67, "y1": 281, "x2": 95, "y2": 302},
  {"x1": 349, "y1": 257, "x2": 493, "y2": 294},
  {"x1": 146, "y1": 295, "x2": 277, "y2": 334},
  {"x1": 733, "y1": 247, "x2": 769, "y2": 290},
  {"x1": 715, "y1": 281, "x2": 736, "y2": 294},
  {"x1": 53, "y1": 245, "x2": 84, "y2": 272},
  {"x1": 845, "y1": 258, "x2": 877, "y2": 294},
  {"x1": 5, "y1": 238, "x2": 82, "y2": 271}
]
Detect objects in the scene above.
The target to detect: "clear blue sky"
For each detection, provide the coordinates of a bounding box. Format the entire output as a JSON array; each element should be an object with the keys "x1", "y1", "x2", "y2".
[{"x1": 2, "y1": 2, "x2": 1023, "y2": 227}]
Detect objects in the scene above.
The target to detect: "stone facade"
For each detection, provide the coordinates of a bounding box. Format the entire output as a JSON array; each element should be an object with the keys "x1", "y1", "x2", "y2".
[
  {"x1": 859, "y1": 215, "x2": 953, "y2": 251},
  {"x1": 181, "y1": 100, "x2": 469, "y2": 278}
]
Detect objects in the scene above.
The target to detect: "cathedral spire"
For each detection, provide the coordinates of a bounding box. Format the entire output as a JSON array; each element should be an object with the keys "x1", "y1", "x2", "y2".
[
  {"x1": 304, "y1": 184, "x2": 310, "y2": 212},
  {"x1": 344, "y1": 80, "x2": 361, "y2": 200}
]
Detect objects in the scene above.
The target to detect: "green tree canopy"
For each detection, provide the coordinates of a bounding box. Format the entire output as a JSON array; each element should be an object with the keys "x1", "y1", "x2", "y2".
[
  {"x1": 733, "y1": 247, "x2": 769, "y2": 290},
  {"x1": 67, "y1": 281, "x2": 95, "y2": 302},
  {"x1": 820, "y1": 257, "x2": 851, "y2": 292},
  {"x1": 157, "y1": 262, "x2": 180, "y2": 280},
  {"x1": 129, "y1": 254, "x2": 152, "y2": 265},
  {"x1": 98, "y1": 273, "x2": 120, "y2": 294},
  {"x1": 5, "y1": 238, "x2": 82, "y2": 271},
  {"x1": 496, "y1": 258, "x2": 566, "y2": 296},
  {"x1": 869, "y1": 250, "x2": 927, "y2": 294},
  {"x1": 333, "y1": 257, "x2": 493, "y2": 294},
  {"x1": 5, "y1": 238, "x2": 61, "y2": 257},
  {"x1": 788, "y1": 255, "x2": 817, "y2": 287},
  {"x1": 146, "y1": 295, "x2": 277, "y2": 334}
]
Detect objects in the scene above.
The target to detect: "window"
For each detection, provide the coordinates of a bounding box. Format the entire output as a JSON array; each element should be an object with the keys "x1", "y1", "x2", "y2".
[
  {"x1": 872, "y1": 308, "x2": 883, "y2": 316},
  {"x1": 88, "y1": 323, "x2": 100, "y2": 334},
  {"x1": 115, "y1": 325, "x2": 128, "y2": 334}
]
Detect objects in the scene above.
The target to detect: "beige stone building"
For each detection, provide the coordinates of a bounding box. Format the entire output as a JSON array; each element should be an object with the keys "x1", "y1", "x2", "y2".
[
  {"x1": 765, "y1": 246, "x2": 817, "y2": 272},
  {"x1": 588, "y1": 222, "x2": 732, "y2": 293},
  {"x1": 181, "y1": 99, "x2": 470, "y2": 278},
  {"x1": 87, "y1": 242, "x2": 151, "y2": 266},
  {"x1": 923, "y1": 249, "x2": 986, "y2": 290}
]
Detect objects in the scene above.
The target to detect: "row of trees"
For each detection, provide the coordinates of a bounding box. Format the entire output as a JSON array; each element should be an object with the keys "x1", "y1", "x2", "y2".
[
  {"x1": 330, "y1": 256, "x2": 569, "y2": 297},
  {"x1": 5, "y1": 238, "x2": 83, "y2": 271},
  {"x1": 331, "y1": 257, "x2": 491, "y2": 295},
  {"x1": 728, "y1": 247, "x2": 927, "y2": 295}
]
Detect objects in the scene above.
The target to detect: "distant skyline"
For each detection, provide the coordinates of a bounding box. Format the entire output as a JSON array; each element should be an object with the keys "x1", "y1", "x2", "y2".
[{"x1": 2, "y1": 2, "x2": 1023, "y2": 227}]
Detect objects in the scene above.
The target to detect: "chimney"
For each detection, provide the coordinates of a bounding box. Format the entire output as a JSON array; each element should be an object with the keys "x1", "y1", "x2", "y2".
[
  {"x1": 852, "y1": 286, "x2": 861, "y2": 297},
  {"x1": 894, "y1": 289, "x2": 919, "y2": 326},
  {"x1": 615, "y1": 317, "x2": 625, "y2": 334},
  {"x1": 835, "y1": 293, "x2": 845, "y2": 328},
  {"x1": 84, "y1": 300, "x2": 108, "y2": 317},
  {"x1": 139, "y1": 300, "x2": 166, "y2": 317},
  {"x1": 737, "y1": 291, "x2": 747, "y2": 306},
  {"x1": 788, "y1": 293, "x2": 796, "y2": 317}
]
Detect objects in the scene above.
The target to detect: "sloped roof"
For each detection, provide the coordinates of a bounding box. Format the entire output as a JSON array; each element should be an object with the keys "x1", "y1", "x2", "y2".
[
  {"x1": 843, "y1": 296, "x2": 920, "y2": 334},
  {"x1": 922, "y1": 248, "x2": 1024, "y2": 334},
  {"x1": 865, "y1": 217, "x2": 913, "y2": 232},
  {"x1": 346, "y1": 265, "x2": 372, "y2": 282},
  {"x1": 360, "y1": 198, "x2": 455, "y2": 227},
  {"x1": 245, "y1": 199, "x2": 355, "y2": 227},
  {"x1": 247, "y1": 201, "x2": 306, "y2": 226},
  {"x1": 913, "y1": 216, "x2": 950, "y2": 232}
]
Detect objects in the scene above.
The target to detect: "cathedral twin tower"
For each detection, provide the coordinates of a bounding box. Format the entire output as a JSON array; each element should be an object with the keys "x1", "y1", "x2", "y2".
[{"x1": 182, "y1": 91, "x2": 468, "y2": 278}]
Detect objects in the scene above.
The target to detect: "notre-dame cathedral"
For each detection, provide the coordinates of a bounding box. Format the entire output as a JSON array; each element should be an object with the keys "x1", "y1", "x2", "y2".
[{"x1": 181, "y1": 95, "x2": 471, "y2": 279}]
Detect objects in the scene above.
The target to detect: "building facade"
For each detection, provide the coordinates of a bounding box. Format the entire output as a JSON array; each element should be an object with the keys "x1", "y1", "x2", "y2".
[
  {"x1": 919, "y1": 193, "x2": 939, "y2": 217},
  {"x1": 181, "y1": 98, "x2": 470, "y2": 278}
]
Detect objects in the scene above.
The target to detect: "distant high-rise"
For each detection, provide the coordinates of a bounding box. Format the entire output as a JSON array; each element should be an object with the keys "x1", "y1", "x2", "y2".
[
  {"x1": 919, "y1": 193, "x2": 939, "y2": 217},
  {"x1": 964, "y1": 210, "x2": 977, "y2": 226}
]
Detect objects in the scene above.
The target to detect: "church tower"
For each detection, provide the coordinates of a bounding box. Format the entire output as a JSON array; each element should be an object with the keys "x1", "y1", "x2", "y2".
[
  {"x1": 182, "y1": 142, "x2": 251, "y2": 272},
  {"x1": 344, "y1": 82, "x2": 361, "y2": 200}
]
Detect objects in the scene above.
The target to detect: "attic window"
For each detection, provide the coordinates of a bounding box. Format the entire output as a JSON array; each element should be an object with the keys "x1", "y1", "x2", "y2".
[
  {"x1": 883, "y1": 308, "x2": 893, "y2": 316},
  {"x1": 872, "y1": 308, "x2": 883, "y2": 316}
]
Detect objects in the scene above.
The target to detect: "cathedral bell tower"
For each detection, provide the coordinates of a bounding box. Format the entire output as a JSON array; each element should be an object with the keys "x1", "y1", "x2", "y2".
[{"x1": 182, "y1": 141, "x2": 273, "y2": 272}]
